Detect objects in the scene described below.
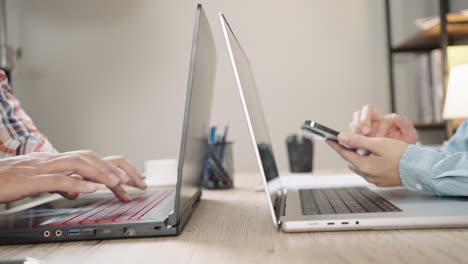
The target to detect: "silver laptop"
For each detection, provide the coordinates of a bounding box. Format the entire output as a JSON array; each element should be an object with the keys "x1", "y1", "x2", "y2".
[
  {"x1": 219, "y1": 13, "x2": 468, "y2": 232},
  {"x1": 0, "y1": 4, "x2": 215, "y2": 244}
]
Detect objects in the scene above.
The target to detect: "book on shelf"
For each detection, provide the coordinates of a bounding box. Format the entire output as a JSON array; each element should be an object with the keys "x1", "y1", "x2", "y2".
[
  {"x1": 417, "y1": 50, "x2": 444, "y2": 123},
  {"x1": 417, "y1": 53, "x2": 433, "y2": 123},
  {"x1": 415, "y1": 45, "x2": 468, "y2": 125},
  {"x1": 430, "y1": 50, "x2": 444, "y2": 123}
]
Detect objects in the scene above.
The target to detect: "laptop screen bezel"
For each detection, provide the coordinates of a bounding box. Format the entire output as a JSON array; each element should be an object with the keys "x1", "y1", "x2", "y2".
[{"x1": 219, "y1": 13, "x2": 283, "y2": 228}]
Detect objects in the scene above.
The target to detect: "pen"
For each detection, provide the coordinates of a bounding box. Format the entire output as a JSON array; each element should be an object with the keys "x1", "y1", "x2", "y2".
[
  {"x1": 202, "y1": 126, "x2": 217, "y2": 186},
  {"x1": 218, "y1": 125, "x2": 229, "y2": 162},
  {"x1": 209, "y1": 154, "x2": 232, "y2": 187}
]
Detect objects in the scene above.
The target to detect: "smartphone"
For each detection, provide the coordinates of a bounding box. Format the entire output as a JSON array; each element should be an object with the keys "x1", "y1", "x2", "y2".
[
  {"x1": 302, "y1": 120, "x2": 340, "y2": 141},
  {"x1": 302, "y1": 120, "x2": 369, "y2": 156}
]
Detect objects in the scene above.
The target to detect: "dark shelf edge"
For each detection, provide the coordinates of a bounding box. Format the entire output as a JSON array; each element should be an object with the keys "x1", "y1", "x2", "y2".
[
  {"x1": 391, "y1": 46, "x2": 439, "y2": 53},
  {"x1": 414, "y1": 122, "x2": 446, "y2": 130},
  {"x1": 392, "y1": 42, "x2": 468, "y2": 53}
]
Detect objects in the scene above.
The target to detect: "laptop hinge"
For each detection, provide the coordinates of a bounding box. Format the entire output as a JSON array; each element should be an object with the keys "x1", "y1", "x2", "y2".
[
  {"x1": 273, "y1": 190, "x2": 287, "y2": 226},
  {"x1": 167, "y1": 188, "x2": 202, "y2": 229}
]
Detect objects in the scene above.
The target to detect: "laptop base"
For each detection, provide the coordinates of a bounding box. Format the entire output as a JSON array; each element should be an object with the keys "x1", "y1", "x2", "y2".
[{"x1": 281, "y1": 176, "x2": 468, "y2": 232}]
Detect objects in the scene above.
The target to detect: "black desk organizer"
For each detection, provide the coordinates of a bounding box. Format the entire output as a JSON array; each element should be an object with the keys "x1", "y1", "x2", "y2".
[{"x1": 286, "y1": 135, "x2": 313, "y2": 173}]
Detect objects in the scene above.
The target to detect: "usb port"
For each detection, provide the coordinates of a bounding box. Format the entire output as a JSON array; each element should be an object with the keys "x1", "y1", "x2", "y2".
[
  {"x1": 341, "y1": 222, "x2": 349, "y2": 225},
  {"x1": 327, "y1": 222, "x2": 335, "y2": 225},
  {"x1": 81, "y1": 228, "x2": 96, "y2": 236},
  {"x1": 68, "y1": 229, "x2": 81, "y2": 236}
]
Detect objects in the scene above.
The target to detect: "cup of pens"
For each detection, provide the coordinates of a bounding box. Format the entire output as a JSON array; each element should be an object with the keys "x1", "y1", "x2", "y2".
[{"x1": 202, "y1": 126, "x2": 234, "y2": 189}]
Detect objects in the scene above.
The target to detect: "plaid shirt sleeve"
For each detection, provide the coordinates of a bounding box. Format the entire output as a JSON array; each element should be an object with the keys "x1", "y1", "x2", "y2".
[{"x1": 0, "y1": 70, "x2": 56, "y2": 157}]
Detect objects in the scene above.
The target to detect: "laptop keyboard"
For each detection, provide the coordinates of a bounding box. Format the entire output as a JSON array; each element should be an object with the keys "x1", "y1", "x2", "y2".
[
  {"x1": 299, "y1": 187, "x2": 401, "y2": 215},
  {"x1": 46, "y1": 190, "x2": 173, "y2": 226}
]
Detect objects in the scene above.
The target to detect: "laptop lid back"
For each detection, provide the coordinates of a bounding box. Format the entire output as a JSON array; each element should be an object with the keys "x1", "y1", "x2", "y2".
[
  {"x1": 219, "y1": 13, "x2": 282, "y2": 227},
  {"x1": 0, "y1": 4, "x2": 215, "y2": 238},
  {"x1": 168, "y1": 4, "x2": 216, "y2": 225}
]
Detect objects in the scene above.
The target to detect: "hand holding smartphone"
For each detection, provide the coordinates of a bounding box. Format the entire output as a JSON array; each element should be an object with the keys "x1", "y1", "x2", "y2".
[{"x1": 302, "y1": 120, "x2": 369, "y2": 156}]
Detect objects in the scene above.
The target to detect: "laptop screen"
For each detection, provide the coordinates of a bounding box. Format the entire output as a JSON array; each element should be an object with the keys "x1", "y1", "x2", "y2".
[
  {"x1": 171, "y1": 5, "x2": 216, "y2": 222},
  {"x1": 219, "y1": 14, "x2": 282, "y2": 226}
]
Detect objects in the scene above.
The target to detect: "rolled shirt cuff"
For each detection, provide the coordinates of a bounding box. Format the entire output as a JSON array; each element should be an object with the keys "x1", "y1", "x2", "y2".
[{"x1": 399, "y1": 144, "x2": 445, "y2": 193}]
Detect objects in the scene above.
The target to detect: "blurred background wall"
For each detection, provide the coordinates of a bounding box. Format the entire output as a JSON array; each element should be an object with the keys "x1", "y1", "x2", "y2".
[{"x1": 4, "y1": 0, "x2": 467, "y2": 173}]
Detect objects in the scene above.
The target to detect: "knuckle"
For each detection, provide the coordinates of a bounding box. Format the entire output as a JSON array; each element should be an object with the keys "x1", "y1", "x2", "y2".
[
  {"x1": 112, "y1": 155, "x2": 125, "y2": 160},
  {"x1": 347, "y1": 135, "x2": 357, "y2": 146},
  {"x1": 12, "y1": 167, "x2": 28, "y2": 177},
  {"x1": 68, "y1": 154, "x2": 82, "y2": 163},
  {"x1": 52, "y1": 174, "x2": 72, "y2": 189},
  {"x1": 369, "y1": 105, "x2": 377, "y2": 112},
  {"x1": 73, "y1": 150, "x2": 95, "y2": 158},
  {"x1": 82, "y1": 150, "x2": 97, "y2": 157},
  {"x1": 96, "y1": 167, "x2": 110, "y2": 178},
  {"x1": 107, "y1": 155, "x2": 126, "y2": 162},
  {"x1": 120, "y1": 157, "x2": 130, "y2": 165}
]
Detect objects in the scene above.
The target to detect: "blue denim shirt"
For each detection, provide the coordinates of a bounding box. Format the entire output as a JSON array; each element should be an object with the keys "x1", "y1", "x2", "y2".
[{"x1": 400, "y1": 120, "x2": 468, "y2": 196}]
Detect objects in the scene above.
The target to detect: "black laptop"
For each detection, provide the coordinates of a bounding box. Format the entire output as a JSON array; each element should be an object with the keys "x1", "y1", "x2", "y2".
[{"x1": 0, "y1": 4, "x2": 216, "y2": 245}]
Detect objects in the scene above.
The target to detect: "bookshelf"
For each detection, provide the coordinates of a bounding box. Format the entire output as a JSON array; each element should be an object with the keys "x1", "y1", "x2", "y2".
[
  {"x1": 385, "y1": 0, "x2": 468, "y2": 136},
  {"x1": 393, "y1": 14, "x2": 468, "y2": 52}
]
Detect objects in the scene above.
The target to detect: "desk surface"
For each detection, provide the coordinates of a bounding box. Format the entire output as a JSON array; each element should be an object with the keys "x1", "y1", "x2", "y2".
[{"x1": 1, "y1": 173, "x2": 468, "y2": 264}]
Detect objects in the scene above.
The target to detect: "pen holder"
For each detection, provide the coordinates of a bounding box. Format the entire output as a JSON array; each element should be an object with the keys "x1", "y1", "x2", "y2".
[{"x1": 202, "y1": 142, "x2": 234, "y2": 189}]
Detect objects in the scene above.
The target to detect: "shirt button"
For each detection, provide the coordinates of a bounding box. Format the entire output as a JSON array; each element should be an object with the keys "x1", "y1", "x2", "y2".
[{"x1": 415, "y1": 184, "x2": 423, "y2": 190}]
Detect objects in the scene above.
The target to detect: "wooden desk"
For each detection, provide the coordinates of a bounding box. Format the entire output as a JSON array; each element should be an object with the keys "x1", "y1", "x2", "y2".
[{"x1": 1, "y1": 173, "x2": 468, "y2": 263}]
